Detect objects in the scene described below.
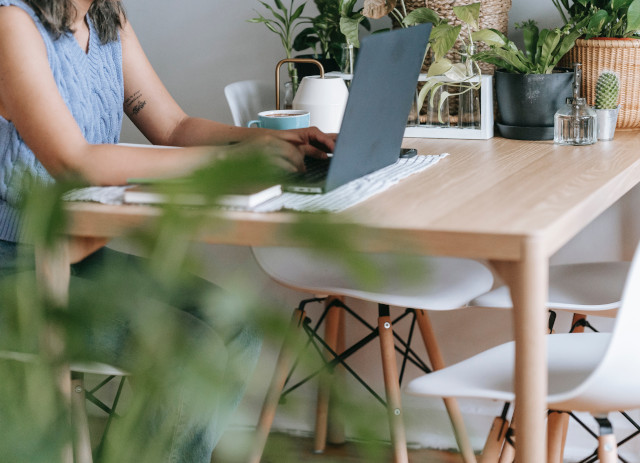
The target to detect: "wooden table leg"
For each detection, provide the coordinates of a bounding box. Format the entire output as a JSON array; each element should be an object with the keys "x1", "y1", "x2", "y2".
[{"x1": 491, "y1": 242, "x2": 548, "y2": 463}]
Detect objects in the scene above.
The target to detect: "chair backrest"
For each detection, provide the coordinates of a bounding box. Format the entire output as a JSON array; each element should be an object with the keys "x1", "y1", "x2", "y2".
[
  {"x1": 224, "y1": 80, "x2": 275, "y2": 127},
  {"x1": 574, "y1": 239, "x2": 640, "y2": 408}
]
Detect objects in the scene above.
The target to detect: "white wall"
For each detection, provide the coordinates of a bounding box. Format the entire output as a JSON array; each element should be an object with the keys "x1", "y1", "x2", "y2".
[{"x1": 118, "y1": 1, "x2": 640, "y2": 461}]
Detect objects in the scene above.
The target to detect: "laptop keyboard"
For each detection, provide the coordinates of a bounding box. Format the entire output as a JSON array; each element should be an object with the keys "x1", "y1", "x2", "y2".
[
  {"x1": 302, "y1": 156, "x2": 331, "y2": 182},
  {"x1": 286, "y1": 156, "x2": 331, "y2": 185}
]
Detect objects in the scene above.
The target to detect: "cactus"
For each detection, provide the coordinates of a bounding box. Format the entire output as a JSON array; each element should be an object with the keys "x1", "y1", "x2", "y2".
[{"x1": 595, "y1": 71, "x2": 620, "y2": 110}]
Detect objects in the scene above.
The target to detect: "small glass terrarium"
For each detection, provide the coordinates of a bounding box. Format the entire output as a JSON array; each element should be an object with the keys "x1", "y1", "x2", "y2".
[{"x1": 554, "y1": 63, "x2": 597, "y2": 146}]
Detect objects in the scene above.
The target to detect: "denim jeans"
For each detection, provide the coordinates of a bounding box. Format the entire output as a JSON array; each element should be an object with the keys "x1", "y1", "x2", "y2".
[{"x1": 0, "y1": 239, "x2": 262, "y2": 463}]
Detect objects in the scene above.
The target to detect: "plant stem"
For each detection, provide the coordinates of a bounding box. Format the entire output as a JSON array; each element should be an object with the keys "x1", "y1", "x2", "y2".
[
  {"x1": 551, "y1": 0, "x2": 569, "y2": 24},
  {"x1": 391, "y1": 9, "x2": 405, "y2": 27}
]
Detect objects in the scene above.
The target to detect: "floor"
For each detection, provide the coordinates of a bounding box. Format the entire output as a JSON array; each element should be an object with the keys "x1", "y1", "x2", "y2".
[{"x1": 212, "y1": 431, "x2": 465, "y2": 463}]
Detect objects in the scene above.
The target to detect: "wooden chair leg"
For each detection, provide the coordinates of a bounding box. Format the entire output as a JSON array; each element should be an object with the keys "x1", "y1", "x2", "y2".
[
  {"x1": 378, "y1": 305, "x2": 409, "y2": 463},
  {"x1": 70, "y1": 372, "x2": 94, "y2": 463},
  {"x1": 249, "y1": 309, "x2": 306, "y2": 463},
  {"x1": 480, "y1": 407, "x2": 510, "y2": 463},
  {"x1": 547, "y1": 411, "x2": 569, "y2": 463},
  {"x1": 415, "y1": 310, "x2": 477, "y2": 463},
  {"x1": 497, "y1": 418, "x2": 515, "y2": 463},
  {"x1": 314, "y1": 297, "x2": 343, "y2": 453},
  {"x1": 596, "y1": 416, "x2": 618, "y2": 463},
  {"x1": 327, "y1": 304, "x2": 346, "y2": 445}
]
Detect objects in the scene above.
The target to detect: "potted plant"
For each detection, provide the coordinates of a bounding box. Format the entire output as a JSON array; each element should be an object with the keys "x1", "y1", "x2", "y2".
[
  {"x1": 471, "y1": 19, "x2": 586, "y2": 139},
  {"x1": 594, "y1": 70, "x2": 621, "y2": 140},
  {"x1": 554, "y1": 0, "x2": 640, "y2": 128},
  {"x1": 293, "y1": 0, "x2": 371, "y2": 78},
  {"x1": 249, "y1": 0, "x2": 308, "y2": 93},
  {"x1": 355, "y1": 1, "x2": 485, "y2": 127}
]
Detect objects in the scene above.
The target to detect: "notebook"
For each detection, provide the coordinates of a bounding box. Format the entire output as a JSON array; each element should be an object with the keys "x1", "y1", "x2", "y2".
[{"x1": 284, "y1": 23, "x2": 432, "y2": 194}]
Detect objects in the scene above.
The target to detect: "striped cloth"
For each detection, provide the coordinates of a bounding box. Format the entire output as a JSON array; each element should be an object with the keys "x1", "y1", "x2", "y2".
[
  {"x1": 254, "y1": 153, "x2": 448, "y2": 212},
  {"x1": 63, "y1": 153, "x2": 448, "y2": 213}
]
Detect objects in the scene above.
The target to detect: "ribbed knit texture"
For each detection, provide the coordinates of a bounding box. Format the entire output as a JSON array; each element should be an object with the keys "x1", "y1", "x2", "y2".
[{"x1": 0, "y1": 0, "x2": 123, "y2": 242}]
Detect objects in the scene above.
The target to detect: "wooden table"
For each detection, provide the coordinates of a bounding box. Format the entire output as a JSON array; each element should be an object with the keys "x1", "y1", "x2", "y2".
[{"x1": 49, "y1": 131, "x2": 640, "y2": 463}]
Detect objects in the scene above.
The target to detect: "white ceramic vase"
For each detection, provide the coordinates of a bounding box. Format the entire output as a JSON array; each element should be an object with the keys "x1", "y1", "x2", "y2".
[{"x1": 292, "y1": 76, "x2": 349, "y2": 133}]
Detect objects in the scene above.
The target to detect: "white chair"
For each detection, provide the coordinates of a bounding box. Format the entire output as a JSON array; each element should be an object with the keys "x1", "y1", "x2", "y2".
[
  {"x1": 407, "y1": 246, "x2": 640, "y2": 463},
  {"x1": 470, "y1": 261, "x2": 629, "y2": 462},
  {"x1": 249, "y1": 246, "x2": 494, "y2": 463},
  {"x1": 223, "y1": 83, "x2": 494, "y2": 463},
  {"x1": 224, "y1": 80, "x2": 274, "y2": 127},
  {"x1": 0, "y1": 351, "x2": 128, "y2": 463}
]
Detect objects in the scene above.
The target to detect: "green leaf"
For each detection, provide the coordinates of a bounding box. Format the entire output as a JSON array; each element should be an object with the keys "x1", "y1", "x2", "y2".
[
  {"x1": 340, "y1": 16, "x2": 362, "y2": 47},
  {"x1": 427, "y1": 57, "x2": 453, "y2": 77},
  {"x1": 537, "y1": 28, "x2": 562, "y2": 73},
  {"x1": 444, "y1": 62, "x2": 470, "y2": 80},
  {"x1": 474, "y1": 48, "x2": 529, "y2": 73},
  {"x1": 515, "y1": 20, "x2": 539, "y2": 59},
  {"x1": 586, "y1": 9, "x2": 609, "y2": 36},
  {"x1": 613, "y1": 0, "x2": 634, "y2": 11},
  {"x1": 430, "y1": 24, "x2": 461, "y2": 61},
  {"x1": 293, "y1": 27, "x2": 318, "y2": 51},
  {"x1": 626, "y1": 0, "x2": 640, "y2": 33},
  {"x1": 453, "y1": 3, "x2": 481, "y2": 29},
  {"x1": 472, "y1": 28, "x2": 508, "y2": 47},
  {"x1": 290, "y1": 3, "x2": 306, "y2": 21},
  {"x1": 258, "y1": 0, "x2": 288, "y2": 26},
  {"x1": 437, "y1": 90, "x2": 451, "y2": 123},
  {"x1": 417, "y1": 78, "x2": 443, "y2": 111},
  {"x1": 403, "y1": 7, "x2": 442, "y2": 27},
  {"x1": 274, "y1": 0, "x2": 286, "y2": 13}
]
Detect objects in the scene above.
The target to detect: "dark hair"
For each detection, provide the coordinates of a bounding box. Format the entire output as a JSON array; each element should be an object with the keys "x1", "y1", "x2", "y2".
[{"x1": 24, "y1": 0, "x2": 126, "y2": 44}]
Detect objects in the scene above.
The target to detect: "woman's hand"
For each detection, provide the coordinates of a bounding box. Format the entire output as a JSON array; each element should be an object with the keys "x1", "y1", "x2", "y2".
[
  {"x1": 232, "y1": 127, "x2": 337, "y2": 173},
  {"x1": 271, "y1": 127, "x2": 337, "y2": 159}
]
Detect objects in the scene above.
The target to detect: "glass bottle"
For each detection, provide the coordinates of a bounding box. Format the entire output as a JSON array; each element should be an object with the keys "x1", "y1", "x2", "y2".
[
  {"x1": 458, "y1": 44, "x2": 481, "y2": 129},
  {"x1": 283, "y1": 81, "x2": 294, "y2": 110},
  {"x1": 554, "y1": 63, "x2": 597, "y2": 145}
]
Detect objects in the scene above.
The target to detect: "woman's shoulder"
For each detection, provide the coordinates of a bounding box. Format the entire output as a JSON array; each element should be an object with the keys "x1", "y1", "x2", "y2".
[
  {"x1": 0, "y1": 0, "x2": 38, "y2": 20},
  {"x1": 0, "y1": 1, "x2": 42, "y2": 34}
]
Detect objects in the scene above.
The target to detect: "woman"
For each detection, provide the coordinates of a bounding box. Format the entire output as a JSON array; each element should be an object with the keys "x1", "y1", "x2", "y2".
[{"x1": 0, "y1": 0, "x2": 335, "y2": 461}]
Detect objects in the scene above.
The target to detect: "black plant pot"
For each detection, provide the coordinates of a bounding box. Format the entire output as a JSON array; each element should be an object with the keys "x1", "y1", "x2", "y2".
[
  {"x1": 495, "y1": 69, "x2": 574, "y2": 140},
  {"x1": 294, "y1": 54, "x2": 340, "y2": 80}
]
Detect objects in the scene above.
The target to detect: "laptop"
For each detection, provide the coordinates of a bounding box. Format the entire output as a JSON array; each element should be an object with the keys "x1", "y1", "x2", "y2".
[{"x1": 284, "y1": 23, "x2": 432, "y2": 194}]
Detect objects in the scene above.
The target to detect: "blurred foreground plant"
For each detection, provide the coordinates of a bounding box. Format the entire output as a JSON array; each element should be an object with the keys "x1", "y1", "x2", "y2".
[{"x1": 0, "y1": 144, "x2": 428, "y2": 463}]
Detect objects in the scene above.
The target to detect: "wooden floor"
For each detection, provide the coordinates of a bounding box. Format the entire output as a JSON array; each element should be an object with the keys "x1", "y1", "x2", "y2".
[{"x1": 212, "y1": 431, "x2": 465, "y2": 463}]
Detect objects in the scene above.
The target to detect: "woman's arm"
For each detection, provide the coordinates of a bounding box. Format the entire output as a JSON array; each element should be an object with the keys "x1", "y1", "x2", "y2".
[
  {"x1": 0, "y1": 7, "x2": 332, "y2": 186},
  {"x1": 120, "y1": 21, "x2": 335, "y2": 154}
]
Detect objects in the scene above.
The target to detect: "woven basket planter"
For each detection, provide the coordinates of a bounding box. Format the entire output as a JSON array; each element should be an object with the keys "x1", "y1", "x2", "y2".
[
  {"x1": 563, "y1": 38, "x2": 640, "y2": 128},
  {"x1": 426, "y1": 0, "x2": 511, "y2": 75}
]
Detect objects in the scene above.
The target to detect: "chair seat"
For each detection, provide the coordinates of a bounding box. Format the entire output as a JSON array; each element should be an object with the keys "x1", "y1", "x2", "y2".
[
  {"x1": 406, "y1": 333, "x2": 626, "y2": 412},
  {"x1": 471, "y1": 261, "x2": 629, "y2": 316},
  {"x1": 0, "y1": 350, "x2": 128, "y2": 376},
  {"x1": 252, "y1": 247, "x2": 494, "y2": 310}
]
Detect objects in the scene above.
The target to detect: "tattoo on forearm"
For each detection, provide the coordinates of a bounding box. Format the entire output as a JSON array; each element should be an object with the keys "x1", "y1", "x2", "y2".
[{"x1": 125, "y1": 90, "x2": 147, "y2": 116}]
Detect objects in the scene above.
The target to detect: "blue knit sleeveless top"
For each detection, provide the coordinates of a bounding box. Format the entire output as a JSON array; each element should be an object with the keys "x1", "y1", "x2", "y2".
[{"x1": 0, "y1": 0, "x2": 123, "y2": 242}]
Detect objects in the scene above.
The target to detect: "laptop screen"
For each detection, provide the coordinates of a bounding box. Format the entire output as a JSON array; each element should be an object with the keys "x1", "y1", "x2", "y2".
[{"x1": 324, "y1": 24, "x2": 432, "y2": 192}]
